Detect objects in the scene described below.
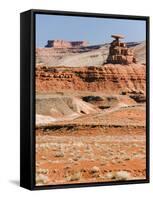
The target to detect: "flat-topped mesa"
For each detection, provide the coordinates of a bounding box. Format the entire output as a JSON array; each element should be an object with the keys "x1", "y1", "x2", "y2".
[
  {"x1": 107, "y1": 34, "x2": 137, "y2": 64},
  {"x1": 45, "y1": 39, "x2": 88, "y2": 48}
]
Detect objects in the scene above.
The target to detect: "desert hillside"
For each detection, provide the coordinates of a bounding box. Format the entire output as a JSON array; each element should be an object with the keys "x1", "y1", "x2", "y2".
[{"x1": 36, "y1": 41, "x2": 146, "y2": 67}]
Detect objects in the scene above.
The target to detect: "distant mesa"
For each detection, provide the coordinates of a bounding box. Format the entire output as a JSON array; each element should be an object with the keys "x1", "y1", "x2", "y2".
[
  {"x1": 45, "y1": 39, "x2": 88, "y2": 48},
  {"x1": 107, "y1": 34, "x2": 137, "y2": 65}
]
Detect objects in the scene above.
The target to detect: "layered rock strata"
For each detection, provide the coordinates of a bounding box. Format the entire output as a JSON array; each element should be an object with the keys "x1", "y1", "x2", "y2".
[{"x1": 36, "y1": 64, "x2": 146, "y2": 93}]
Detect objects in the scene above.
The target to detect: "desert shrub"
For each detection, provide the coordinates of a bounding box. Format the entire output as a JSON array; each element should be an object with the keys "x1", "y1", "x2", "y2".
[
  {"x1": 106, "y1": 171, "x2": 131, "y2": 181},
  {"x1": 37, "y1": 168, "x2": 49, "y2": 174},
  {"x1": 90, "y1": 166, "x2": 100, "y2": 174},
  {"x1": 36, "y1": 174, "x2": 48, "y2": 185},
  {"x1": 66, "y1": 172, "x2": 82, "y2": 182},
  {"x1": 54, "y1": 152, "x2": 64, "y2": 157}
]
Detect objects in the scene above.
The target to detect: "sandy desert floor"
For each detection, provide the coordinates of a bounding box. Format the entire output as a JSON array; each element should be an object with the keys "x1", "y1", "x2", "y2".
[{"x1": 35, "y1": 92, "x2": 146, "y2": 186}]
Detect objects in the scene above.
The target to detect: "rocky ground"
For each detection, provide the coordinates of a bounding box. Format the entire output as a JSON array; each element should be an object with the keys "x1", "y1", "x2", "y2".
[
  {"x1": 36, "y1": 128, "x2": 145, "y2": 185},
  {"x1": 35, "y1": 92, "x2": 146, "y2": 186}
]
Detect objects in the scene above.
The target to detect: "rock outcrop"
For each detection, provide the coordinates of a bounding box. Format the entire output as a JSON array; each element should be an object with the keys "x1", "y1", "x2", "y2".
[
  {"x1": 36, "y1": 64, "x2": 146, "y2": 94},
  {"x1": 107, "y1": 35, "x2": 136, "y2": 64}
]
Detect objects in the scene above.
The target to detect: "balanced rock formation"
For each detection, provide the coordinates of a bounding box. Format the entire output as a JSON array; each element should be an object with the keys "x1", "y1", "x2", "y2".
[
  {"x1": 107, "y1": 35, "x2": 137, "y2": 65},
  {"x1": 45, "y1": 39, "x2": 88, "y2": 48}
]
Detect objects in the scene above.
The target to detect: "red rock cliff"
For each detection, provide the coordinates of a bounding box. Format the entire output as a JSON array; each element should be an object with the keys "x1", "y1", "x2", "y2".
[{"x1": 36, "y1": 64, "x2": 146, "y2": 94}]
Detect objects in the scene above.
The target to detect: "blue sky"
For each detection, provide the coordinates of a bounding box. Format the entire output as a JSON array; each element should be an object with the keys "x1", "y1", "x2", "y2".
[{"x1": 36, "y1": 14, "x2": 146, "y2": 48}]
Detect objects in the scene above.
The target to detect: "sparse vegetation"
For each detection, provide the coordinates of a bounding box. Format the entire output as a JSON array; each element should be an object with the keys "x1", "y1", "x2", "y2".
[
  {"x1": 106, "y1": 171, "x2": 131, "y2": 181},
  {"x1": 65, "y1": 171, "x2": 82, "y2": 182},
  {"x1": 37, "y1": 168, "x2": 49, "y2": 174},
  {"x1": 54, "y1": 152, "x2": 64, "y2": 157},
  {"x1": 35, "y1": 36, "x2": 146, "y2": 186},
  {"x1": 36, "y1": 174, "x2": 49, "y2": 185},
  {"x1": 90, "y1": 166, "x2": 100, "y2": 174}
]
